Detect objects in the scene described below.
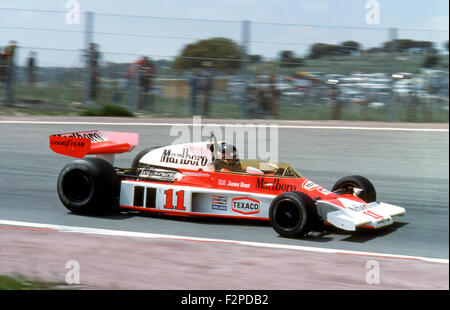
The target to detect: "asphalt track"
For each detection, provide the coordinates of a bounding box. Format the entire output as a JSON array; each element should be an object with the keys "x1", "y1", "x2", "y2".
[{"x1": 0, "y1": 117, "x2": 448, "y2": 259}]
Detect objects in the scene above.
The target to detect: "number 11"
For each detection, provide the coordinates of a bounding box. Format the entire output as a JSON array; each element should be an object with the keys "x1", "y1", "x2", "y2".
[{"x1": 163, "y1": 189, "x2": 186, "y2": 210}]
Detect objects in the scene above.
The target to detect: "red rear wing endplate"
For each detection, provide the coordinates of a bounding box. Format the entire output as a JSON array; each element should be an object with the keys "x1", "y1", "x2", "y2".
[{"x1": 49, "y1": 130, "x2": 139, "y2": 158}]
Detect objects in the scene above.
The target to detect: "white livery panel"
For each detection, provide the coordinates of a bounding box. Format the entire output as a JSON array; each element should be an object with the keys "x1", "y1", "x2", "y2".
[
  {"x1": 139, "y1": 142, "x2": 215, "y2": 172},
  {"x1": 119, "y1": 179, "x2": 405, "y2": 229},
  {"x1": 119, "y1": 180, "x2": 275, "y2": 219}
]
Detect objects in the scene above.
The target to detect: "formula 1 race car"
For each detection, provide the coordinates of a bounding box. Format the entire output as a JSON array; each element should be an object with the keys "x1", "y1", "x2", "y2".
[{"x1": 49, "y1": 130, "x2": 405, "y2": 237}]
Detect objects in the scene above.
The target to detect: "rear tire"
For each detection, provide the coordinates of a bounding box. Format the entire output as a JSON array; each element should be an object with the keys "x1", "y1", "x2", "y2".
[
  {"x1": 57, "y1": 158, "x2": 120, "y2": 214},
  {"x1": 269, "y1": 191, "x2": 318, "y2": 237},
  {"x1": 331, "y1": 175, "x2": 376, "y2": 203}
]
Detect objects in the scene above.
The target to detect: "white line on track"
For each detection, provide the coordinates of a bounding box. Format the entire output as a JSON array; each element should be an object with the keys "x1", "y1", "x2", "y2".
[
  {"x1": 0, "y1": 120, "x2": 448, "y2": 132},
  {"x1": 0, "y1": 219, "x2": 448, "y2": 264}
]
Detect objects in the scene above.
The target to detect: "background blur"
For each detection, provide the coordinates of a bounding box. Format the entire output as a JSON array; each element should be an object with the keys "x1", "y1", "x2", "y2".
[{"x1": 0, "y1": 1, "x2": 448, "y2": 121}]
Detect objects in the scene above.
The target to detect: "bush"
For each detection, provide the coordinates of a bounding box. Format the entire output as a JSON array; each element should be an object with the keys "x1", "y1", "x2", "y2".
[
  {"x1": 423, "y1": 54, "x2": 439, "y2": 68},
  {"x1": 80, "y1": 104, "x2": 134, "y2": 117}
]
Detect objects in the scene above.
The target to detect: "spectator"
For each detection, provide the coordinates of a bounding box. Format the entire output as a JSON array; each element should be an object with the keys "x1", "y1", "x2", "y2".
[
  {"x1": 330, "y1": 83, "x2": 342, "y2": 120},
  {"x1": 1, "y1": 41, "x2": 18, "y2": 107},
  {"x1": 406, "y1": 90, "x2": 418, "y2": 122},
  {"x1": 255, "y1": 85, "x2": 268, "y2": 118},
  {"x1": 123, "y1": 58, "x2": 142, "y2": 108},
  {"x1": 119, "y1": 56, "x2": 156, "y2": 110},
  {"x1": 86, "y1": 43, "x2": 100, "y2": 101},
  {"x1": 268, "y1": 74, "x2": 279, "y2": 118},
  {"x1": 189, "y1": 69, "x2": 200, "y2": 115},
  {"x1": 200, "y1": 62, "x2": 214, "y2": 116},
  {"x1": 26, "y1": 51, "x2": 38, "y2": 87},
  {"x1": 0, "y1": 46, "x2": 5, "y2": 83},
  {"x1": 138, "y1": 56, "x2": 157, "y2": 111}
]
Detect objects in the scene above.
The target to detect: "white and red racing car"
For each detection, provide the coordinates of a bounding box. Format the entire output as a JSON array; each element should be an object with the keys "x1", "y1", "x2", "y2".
[{"x1": 49, "y1": 130, "x2": 405, "y2": 237}]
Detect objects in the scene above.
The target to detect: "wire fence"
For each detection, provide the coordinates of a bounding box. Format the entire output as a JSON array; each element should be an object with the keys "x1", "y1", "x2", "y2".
[{"x1": 0, "y1": 7, "x2": 448, "y2": 121}]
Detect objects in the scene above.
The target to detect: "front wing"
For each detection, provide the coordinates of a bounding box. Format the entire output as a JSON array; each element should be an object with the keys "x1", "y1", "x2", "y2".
[{"x1": 317, "y1": 200, "x2": 405, "y2": 231}]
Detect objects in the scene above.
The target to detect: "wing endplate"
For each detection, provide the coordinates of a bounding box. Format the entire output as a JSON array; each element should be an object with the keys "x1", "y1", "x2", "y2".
[{"x1": 49, "y1": 130, "x2": 139, "y2": 158}]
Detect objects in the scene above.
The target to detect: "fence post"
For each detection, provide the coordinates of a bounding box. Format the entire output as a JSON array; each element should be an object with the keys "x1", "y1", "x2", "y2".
[
  {"x1": 388, "y1": 27, "x2": 398, "y2": 122},
  {"x1": 241, "y1": 20, "x2": 251, "y2": 118},
  {"x1": 84, "y1": 11, "x2": 94, "y2": 105}
]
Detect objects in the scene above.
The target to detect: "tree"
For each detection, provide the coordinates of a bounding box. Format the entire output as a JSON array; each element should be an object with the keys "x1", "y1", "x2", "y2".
[
  {"x1": 173, "y1": 37, "x2": 242, "y2": 70},
  {"x1": 309, "y1": 43, "x2": 348, "y2": 58},
  {"x1": 249, "y1": 54, "x2": 262, "y2": 63},
  {"x1": 341, "y1": 41, "x2": 361, "y2": 54},
  {"x1": 309, "y1": 43, "x2": 330, "y2": 59},
  {"x1": 383, "y1": 39, "x2": 433, "y2": 53},
  {"x1": 279, "y1": 50, "x2": 303, "y2": 67},
  {"x1": 416, "y1": 41, "x2": 433, "y2": 53}
]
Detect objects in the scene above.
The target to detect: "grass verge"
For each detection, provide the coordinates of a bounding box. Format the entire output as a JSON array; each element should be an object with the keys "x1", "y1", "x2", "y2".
[
  {"x1": 0, "y1": 275, "x2": 71, "y2": 290},
  {"x1": 80, "y1": 103, "x2": 134, "y2": 117}
]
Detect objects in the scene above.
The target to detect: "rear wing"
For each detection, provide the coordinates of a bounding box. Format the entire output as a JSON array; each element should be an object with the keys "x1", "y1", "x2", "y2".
[{"x1": 49, "y1": 130, "x2": 139, "y2": 161}]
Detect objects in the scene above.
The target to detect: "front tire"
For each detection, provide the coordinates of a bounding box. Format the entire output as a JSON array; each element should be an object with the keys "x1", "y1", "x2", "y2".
[
  {"x1": 331, "y1": 175, "x2": 376, "y2": 203},
  {"x1": 269, "y1": 191, "x2": 318, "y2": 237},
  {"x1": 57, "y1": 158, "x2": 120, "y2": 214}
]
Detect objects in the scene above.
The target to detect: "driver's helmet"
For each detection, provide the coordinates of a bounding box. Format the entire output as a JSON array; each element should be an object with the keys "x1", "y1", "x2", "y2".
[
  {"x1": 219, "y1": 143, "x2": 239, "y2": 165},
  {"x1": 214, "y1": 143, "x2": 242, "y2": 172}
]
